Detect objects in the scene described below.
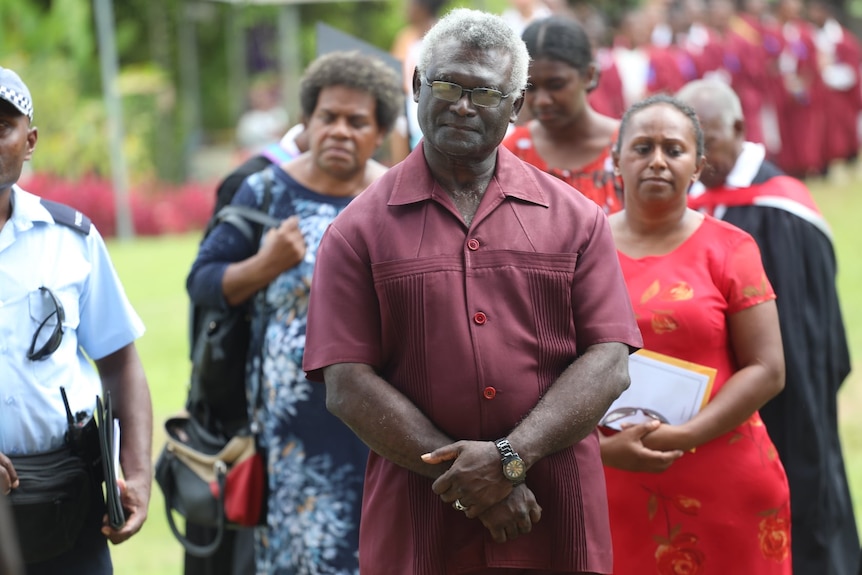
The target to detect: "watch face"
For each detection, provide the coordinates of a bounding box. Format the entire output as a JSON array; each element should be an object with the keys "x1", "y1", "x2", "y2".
[{"x1": 503, "y1": 457, "x2": 526, "y2": 481}]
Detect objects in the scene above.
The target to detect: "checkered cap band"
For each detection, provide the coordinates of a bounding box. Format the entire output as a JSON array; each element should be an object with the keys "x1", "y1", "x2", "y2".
[{"x1": 0, "y1": 84, "x2": 33, "y2": 120}]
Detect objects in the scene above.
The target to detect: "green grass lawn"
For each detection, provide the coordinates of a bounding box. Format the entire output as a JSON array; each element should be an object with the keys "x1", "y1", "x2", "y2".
[
  {"x1": 103, "y1": 177, "x2": 862, "y2": 574},
  {"x1": 108, "y1": 232, "x2": 197, "y2": 574}
]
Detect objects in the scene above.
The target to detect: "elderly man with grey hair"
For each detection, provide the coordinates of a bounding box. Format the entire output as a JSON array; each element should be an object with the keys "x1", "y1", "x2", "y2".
[
  {"x1": 303, "y1": 8, "x2": 642, "y2": 575},
  {"x1": 679, "y1": 78, "x2": 859, "y2": 575}
]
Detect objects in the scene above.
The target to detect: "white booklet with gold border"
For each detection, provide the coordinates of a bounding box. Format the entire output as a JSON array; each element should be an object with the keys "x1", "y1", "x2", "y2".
[{"x1": 600, "y1": 350, "x2": 717, "y2": 431}]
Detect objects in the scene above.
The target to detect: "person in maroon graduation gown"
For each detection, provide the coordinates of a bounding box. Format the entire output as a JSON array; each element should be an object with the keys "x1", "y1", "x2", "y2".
[
  {"x1": 588, "y1": 8, "x2": 686, "y2": 120},
  {"x1": 808, "y1": 0, "x2": 862, "y2": 168},
  {"x1": 677, "y1": 0, "x2": 725, "y2": 80},
  {"x1": 679, "y1": 78, "x2": 859, "y2": 575},
  {"x1": 718, "y1": 0, "x2": 770, "y2": 145},
  {"x1": 770, "y1": 0, "x2": 828, "y2": 177}
]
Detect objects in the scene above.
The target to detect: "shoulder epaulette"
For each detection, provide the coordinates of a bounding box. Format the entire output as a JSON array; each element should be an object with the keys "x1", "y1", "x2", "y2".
[{"x1": 39, "y1": 198, "x2": 92, "y2": 235}]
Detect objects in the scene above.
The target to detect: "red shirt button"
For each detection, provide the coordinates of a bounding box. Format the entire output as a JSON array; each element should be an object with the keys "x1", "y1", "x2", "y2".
[
  {"x1": 467, "y1": 238, "x2": 480, "y2": 251},
  {"x1": 473, "y1": 312, "x2": 487, "y2": 325},
  {"x1": 483, "y1": 386, "x2": 497, "y2": 399}
]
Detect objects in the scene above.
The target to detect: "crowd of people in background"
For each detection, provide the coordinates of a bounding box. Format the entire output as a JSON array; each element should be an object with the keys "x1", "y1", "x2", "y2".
[
  {"x1": 551, "y1": 0, "x2": 862, "y2": 181},
  {"x1": 384, "y1": 0, "x2": 862, "y2": 181}
]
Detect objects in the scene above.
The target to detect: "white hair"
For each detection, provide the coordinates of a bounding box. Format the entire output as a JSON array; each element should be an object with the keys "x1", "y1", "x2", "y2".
[
  {"x1": 417, "y1": 8, "x2": 530, "y2": 95},
  {"x1": 676, "y1": 79, "x2": 743, "y2": 128}
]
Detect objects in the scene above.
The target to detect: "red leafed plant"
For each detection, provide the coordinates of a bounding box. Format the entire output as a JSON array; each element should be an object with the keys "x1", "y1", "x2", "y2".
[{"x1": 20, "y1": 173, "x2": 216, "y2": 237}]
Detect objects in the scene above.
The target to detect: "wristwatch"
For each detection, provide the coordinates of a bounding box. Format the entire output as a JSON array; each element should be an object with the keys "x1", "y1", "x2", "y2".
[{"x1": 494, "y1": 438, "x2": 526, "y2": 486}]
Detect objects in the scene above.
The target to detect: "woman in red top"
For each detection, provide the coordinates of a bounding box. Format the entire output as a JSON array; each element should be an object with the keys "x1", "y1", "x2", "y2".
[
  {"x1": 502, "y1": 16, "x2": 623, "y2": 214},
  {"x1": 603, "y1": 94, "x2": 792, "y2": 574}
]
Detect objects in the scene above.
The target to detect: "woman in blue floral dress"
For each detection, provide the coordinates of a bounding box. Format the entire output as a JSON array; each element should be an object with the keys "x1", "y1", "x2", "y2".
[{"x1": 187, "y1": 51, "x2": 403, "y2": 575}]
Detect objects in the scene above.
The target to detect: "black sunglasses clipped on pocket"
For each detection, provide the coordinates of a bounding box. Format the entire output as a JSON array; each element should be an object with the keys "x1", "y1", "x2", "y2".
[{"x1": 27, "y1": 286, "x2": 65, "y2": 361}]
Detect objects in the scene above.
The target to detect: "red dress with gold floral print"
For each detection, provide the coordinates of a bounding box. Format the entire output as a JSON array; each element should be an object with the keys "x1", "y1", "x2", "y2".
[{"x1": 603, "y1": 216, "x2": 792, "y2": 575}]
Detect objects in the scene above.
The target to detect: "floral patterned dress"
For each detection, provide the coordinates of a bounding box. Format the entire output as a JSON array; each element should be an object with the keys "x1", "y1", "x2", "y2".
[
  {"x1": 603, "y1": 216, "x2": 792, "y2": 575},
  {"x1": 244, "y1": 166, "x2": 366, "y2": 575}
]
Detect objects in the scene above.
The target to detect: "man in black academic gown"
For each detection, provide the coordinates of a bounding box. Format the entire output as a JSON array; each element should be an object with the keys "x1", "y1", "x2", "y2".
[{"x1": 678, "y1": 79, "x2": 859, "y2": 575}]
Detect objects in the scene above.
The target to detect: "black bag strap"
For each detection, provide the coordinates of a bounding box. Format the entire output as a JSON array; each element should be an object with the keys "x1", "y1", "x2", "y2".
[
  {"x1": 188, "y1": 166, "x2": 280, "y2": 366},
  {"x1": 213, "y1": 206, "x2": 281, "y2": 244},
  {"x1": 161, "y1": 461, "x2": 228, "y2": 557},
  {"x1": 209, "y1": 166, "x2": 281, "y2": 244}
]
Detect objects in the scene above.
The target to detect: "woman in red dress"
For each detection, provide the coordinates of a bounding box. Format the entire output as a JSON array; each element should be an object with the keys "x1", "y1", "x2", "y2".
[
  {"x1": 603, "y1": 94, "x2": 792, "y2": 574},
  {"x1": 502, "y1": 16, "x2": 623, "y2": 214}
]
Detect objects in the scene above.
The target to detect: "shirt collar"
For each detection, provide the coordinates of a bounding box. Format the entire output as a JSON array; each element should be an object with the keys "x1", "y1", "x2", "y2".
[
  {"x1": 387, "y1": 143, "x2": 550, "y2": 208},
  {"x1": 689, "y1": 141, "x2": 765, "y2": 197},
  {"x1": 724, "y1": 141, "x2": 766, "y2": 189},
  {"x1": 10, "y1": 185, "x2": 52, "y2": 230}
]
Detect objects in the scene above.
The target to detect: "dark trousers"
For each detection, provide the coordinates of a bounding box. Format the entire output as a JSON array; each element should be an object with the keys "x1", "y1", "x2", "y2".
[{"x1": 24, "y1": 490, "x2": 111, "y2": 575}]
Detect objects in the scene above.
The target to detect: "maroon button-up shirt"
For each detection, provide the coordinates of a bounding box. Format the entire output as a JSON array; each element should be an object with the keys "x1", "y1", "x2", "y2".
[{"x1": 304, "y1": 144, "x2": 642, "y2": 574}]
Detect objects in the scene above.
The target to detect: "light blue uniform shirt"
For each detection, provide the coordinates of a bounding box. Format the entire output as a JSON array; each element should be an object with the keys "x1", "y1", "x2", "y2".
[{"x1": 0, "y1": 186, "x2": 145, "y2": 455}]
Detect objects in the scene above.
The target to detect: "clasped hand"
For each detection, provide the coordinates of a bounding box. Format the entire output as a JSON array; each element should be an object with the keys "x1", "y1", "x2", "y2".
[
  {"x1": 421, "y1": 440, "x2": 542, "y2": 543},
  {"x1": 600, "y1": 420, "x2": 685, "y2": 473}
]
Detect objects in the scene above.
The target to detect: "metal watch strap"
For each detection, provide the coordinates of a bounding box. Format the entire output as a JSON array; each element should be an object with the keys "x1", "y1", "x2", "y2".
[
  {"x1": 495, "y1": 438, "x2": 517, "y2": 459},
  {"x1": 495, "y1": 438, "x2": 526, "y2": 485}
]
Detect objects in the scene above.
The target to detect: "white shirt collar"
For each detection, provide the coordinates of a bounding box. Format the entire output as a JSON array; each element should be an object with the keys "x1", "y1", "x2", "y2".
[
  {"x1": 10, "y1": 185, "x2": 52, "y2": 228},
  {"x1": 690, "y1": 141, "x2": 765, "y2": 197},
  {"x1": 724, "y1": 141, "x2": 766, "y2": 188}
]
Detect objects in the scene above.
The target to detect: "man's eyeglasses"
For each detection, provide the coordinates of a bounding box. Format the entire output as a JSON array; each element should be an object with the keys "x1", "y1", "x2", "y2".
[
  {"x1": 423, "y1": 77, "x2": 511, "y2": 109},
  {"x1": 27, "y1": 286, "x2": 65, "y2": 361}
]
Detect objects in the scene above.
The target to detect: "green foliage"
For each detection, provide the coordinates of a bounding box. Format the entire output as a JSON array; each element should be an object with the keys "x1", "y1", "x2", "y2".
[
  {"x1": 0, "y1": 0, "x2": 164, "y2": 182},
  {"x1": 303, "y1": 1, "x2": 405, "y2": 54},
  {"x1": 10, "y1": 56, "x2": 161, "y2": 183},
  {"x1": 0, "y1": 0, "x2": 92, "y2": 63}
]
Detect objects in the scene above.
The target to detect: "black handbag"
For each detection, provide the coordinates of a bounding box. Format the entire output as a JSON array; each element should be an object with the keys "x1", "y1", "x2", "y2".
[
  {"x1": 155, "y1": 415, "x2": 267, "y2": 558},
  {"x1": 8, "y1": 445, "x2": 93, "y2": 563},
  {"x1": 159, "y1": 168, "x2": 287, "y2": 557}
]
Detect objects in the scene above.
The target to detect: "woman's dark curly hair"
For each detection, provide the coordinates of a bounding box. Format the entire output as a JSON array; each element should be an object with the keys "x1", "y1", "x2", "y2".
[{"x1": 299, "y1": 50, "x2": 404, "y2": 133}]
